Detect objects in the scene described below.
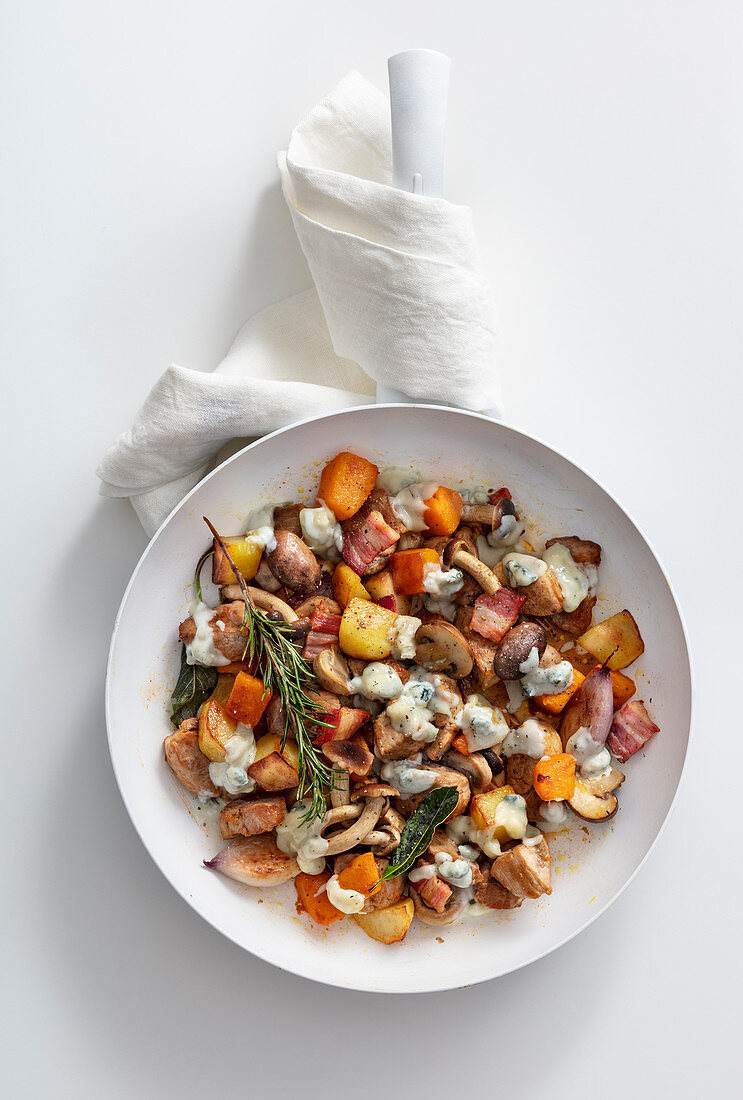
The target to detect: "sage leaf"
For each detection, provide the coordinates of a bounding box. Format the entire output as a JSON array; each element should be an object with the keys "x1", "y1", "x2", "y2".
[
  {"x1": 378, "y1": 786, "x2": 460, "y2": 881},
  {"x1": 169, "y1": 644, "x2": 218, "y2": 726}
]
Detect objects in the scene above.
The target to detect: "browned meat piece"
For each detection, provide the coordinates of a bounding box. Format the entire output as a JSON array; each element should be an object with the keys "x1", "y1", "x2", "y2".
[
  {"x1": 505, "y1": 753, "x2": 536, "y2": 797},
  {"x1": 164, "y1": 718, "x2": 219, "y2": 797},
  {"x1": 453, "y1": 572, "x2": 482, "y2": 607},
  {"x1": 492, "y1": 834, "x2": 551, "y2": 899},
  {"x1": 474, "y1": 877, "x2": 523, "y2": 909},
  {"x1": 395, "y1": 763, "x2": 470, "y2": 820},
  {"x1": 333, "y1": 854, "x2": 404, "y2": 913},
  {"x1": 426, "y1": 828, "x2": 459, "y2": 860},
  {"x1": 493, "y1": 562, "x2": 564, "y2": 617},
  {"x1": 544, "y1": 536, "x2": 602, "y2": 567},
  {"x1": 547, "y1": 594, "x2": 597, "y2": 637},
  {"x1": 341, "y1": 488, "x2": 404, "y2": 574},
  {"x1": 179, "y1": 601, "x2": 248, "y2": 663},
  {"x1": 219, "y1": 794, "x2": 287, "y2": 839},
  {"x1": 373, "y1": 713, "x2": 420, "y2": 760},
  {"x1": 424, "y1": 717, "x2": 460, "y2": 761},
  {"x1": 273, "y1": 503, "x2": 303, "y2": 536}
]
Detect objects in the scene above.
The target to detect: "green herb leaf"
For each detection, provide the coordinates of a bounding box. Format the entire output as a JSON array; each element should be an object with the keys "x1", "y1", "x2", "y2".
[
  {"x1": 169, "y1": 644, "x2": 218, "y2": 726},
  {"x1": 378, "y1": 786, "x2": 460, "y2": 881}
]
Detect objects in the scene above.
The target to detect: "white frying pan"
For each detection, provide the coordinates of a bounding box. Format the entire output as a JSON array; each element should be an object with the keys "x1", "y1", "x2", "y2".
[{"x1": 105, "y1": 52, "x2": 693, "y2": 993}]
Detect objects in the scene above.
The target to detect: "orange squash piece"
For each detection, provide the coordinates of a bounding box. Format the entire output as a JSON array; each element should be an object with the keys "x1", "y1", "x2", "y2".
[
  {"x1": 422, "y1": 486, "x2": 463, "y2": 536},
  {"x1": 389, "y1": 547, "x2": 440, "y2": 595},
  {"x1": 295, "y1": 872, "x2": 345, "y2": 927},
  {"x1": 225, "y1": 672, "x2": 272, "y2": 727},
  {"x1": 534, "y1": 666, "x2": 586, "y2": 715},
  {"x1": 452, "y1": 734, "x2": 472, "y2": 755},
  {"x1": 336, "y1": 852, "x2": 381, "y2": 897},
  {"x1": 533, "y1": 754, "x2": 576, "y2": 801},
  {"x1": 609, "y1": 669, "x2": 636, "y2": 708},
  {"x1": 317, "y1": 451, "x2": 379, "y2": 521}
]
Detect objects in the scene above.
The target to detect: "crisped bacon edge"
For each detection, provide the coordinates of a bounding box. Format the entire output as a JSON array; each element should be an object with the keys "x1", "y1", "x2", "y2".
[
  {"x1": 607, "y1": 700, "x2": 660, "y2": 762},
  {"x1": 342, "y1": 510, "x2": 400, "y2": 575},
  {"x1": 301, "y1": 608, "x2": 342, "y2": 660},
  {"x1": 469, "y1": 589, "x2": 526, "y2": 643}
]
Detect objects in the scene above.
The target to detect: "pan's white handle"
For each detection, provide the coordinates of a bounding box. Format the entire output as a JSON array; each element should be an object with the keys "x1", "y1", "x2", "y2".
[{"x1": 376, "y1": 49, "x2": 451, "y2": 407}]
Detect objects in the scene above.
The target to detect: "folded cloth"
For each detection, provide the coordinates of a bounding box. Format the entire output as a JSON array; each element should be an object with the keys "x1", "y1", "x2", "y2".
[{"x1": 97, "y1": 70, "x2": 501, "y2": 536}]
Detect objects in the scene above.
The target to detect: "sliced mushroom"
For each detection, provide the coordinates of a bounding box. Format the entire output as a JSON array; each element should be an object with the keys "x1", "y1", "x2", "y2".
[
  {"x1": 293, "y1": 595, "x2": 342, "y2": 620},
  {"x1": 481, "y1": 747, "x2": 505, "y2": 777},
  {"x1": 493, "y1": 621, "x2": 548, "y2": 680},
  {"x1": 397, "y1": 531, "x2": 425, "y2": 551},
  {"x1": 441, "y1": 749, "x2": 492, "y2": 792},
  {"x1": 412, "y1": 887, "x2": 468, "y2": 926},
  {"x1": 219, "y1": 585, "x2": 298, "y2": 623},
  {"x1": 330, "y1": 764, "x2": 350, "y2": 809},
  {"x1": 321, "y1": 739, "x2": 374, "y2": 777},
  {"x1": 265, "y1": 530, "x2": 321, "y2": 592},
  {"x1": 414, "y1": 621, "x2": 474, "y2": 677},
  {"x1": 204, "y1": 835, "x2": 299, "y2": 885},
  {"x1": 253, "y1": 558, "x2": 282, "y2": 592},
  {"x1": 350, "y1": 781, "x2": 398, "y2": 801},
  {"x1": 444, "y1": 537, "x2": 502, "y2": 595},
  {"x1": 313, "y1": 647, "x2": 353, "y2": 695},
  {"x1": 568, "y1": 768, "x2": 625, "y2": 821},
  {"x1": 322, "y1": 796, "x2": 386, "y2": 856}
]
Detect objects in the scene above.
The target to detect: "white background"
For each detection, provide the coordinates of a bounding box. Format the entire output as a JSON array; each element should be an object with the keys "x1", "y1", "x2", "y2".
[{"x1": 2, "y1": 2, "x2": 741, "y2": 1097}]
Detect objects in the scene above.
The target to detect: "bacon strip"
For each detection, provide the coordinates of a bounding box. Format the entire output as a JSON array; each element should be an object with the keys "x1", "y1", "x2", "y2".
[
  {"x1": 314, "y1": 706, "x2": 369, "y2": 746},
  {"x1": 301, "y1": 607, "x2": 342, "y2": 660},
  {"x1": 469, "y1": 589, "x2": 526, "y2": 643},
  {"x1": 417, "y1": 875, "x2": 453, "y2": 913},
  {"x1": 607, "y1": 700, "x2": 659, "y2": 762},
  {"x1": 342, "y1": 510, "x2": 400, "y2": 575}
]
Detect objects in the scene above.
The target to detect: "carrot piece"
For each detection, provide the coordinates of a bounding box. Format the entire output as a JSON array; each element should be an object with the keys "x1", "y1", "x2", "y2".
[
  {"x1": 336, "y1": 852, "x2": 381, "y2": 897},
  {"x1": 317, "y1": 451, "x2": 379, "y2": 521},
  {"x1": 534, "y1": 666, "x2": 586, "y2": 715},
  {"x1": 295, "y1": 872, "x2": 345, "y2": 927},
  {"x1": 225, "y1": 672, "x2": 272, "y2": 727},
  {"x1": 452, "y1": 734, "x2": 472, "y2": 755},
  {"x1": 389, "y1": 547, "x2": 440, "y2": 595},
  {"x1": 422, "y1": 486, "x2": 463, "y2": 536},
  {"x1": 533, "y1": 754, "x2": 576, "y2": 801}
]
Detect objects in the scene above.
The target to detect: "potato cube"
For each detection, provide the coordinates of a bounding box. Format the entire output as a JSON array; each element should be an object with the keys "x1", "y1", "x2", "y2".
[
  {"x1": 247, "y1": 733, "x2": 299, "y2": 791},
  {"x1": 470, "y1": 784, "x2": 519, "y2": 843},
  {"x1": 353, "y1": 898, "x2": 415, "y2": 944},
  {"x1": 578, "y1": 610, "x2": 644, "y2": 670},
  {"x1": 339, "y1": 597, "x2": 397, "y2": 660},
  {"x1": 198, "y1": 700, "x2": 238, "y2": 763},
  {"x1": 332, "y1": 563, "x2": 371, "y2": 609},
  {"x1": 211, "y1": 536, "x2": 263, "y2": 584}
]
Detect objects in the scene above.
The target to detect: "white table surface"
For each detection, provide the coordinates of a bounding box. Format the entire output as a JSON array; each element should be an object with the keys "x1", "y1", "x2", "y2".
[{"x1": 3, "y1": 3, "x2": 741, "y2": 1096}]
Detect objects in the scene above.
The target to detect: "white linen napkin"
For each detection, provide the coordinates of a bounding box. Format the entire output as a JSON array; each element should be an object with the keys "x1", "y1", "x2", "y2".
[{"x1": 97, "y1": 70, "x2": 501, "y2": 536}]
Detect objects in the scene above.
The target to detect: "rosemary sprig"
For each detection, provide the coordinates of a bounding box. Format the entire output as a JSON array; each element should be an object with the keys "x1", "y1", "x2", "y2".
[{"x1": 203, "y1": 518, "x2": 334, "y2": 822}]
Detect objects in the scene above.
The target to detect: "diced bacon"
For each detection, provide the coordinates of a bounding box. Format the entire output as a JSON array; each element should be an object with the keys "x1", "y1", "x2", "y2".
[
  {"x1": 301, "y1": 607, "x2": 341, "y2": 659},
  {"x1": 418, "y1": 875, "x2": 453, "y2": 913},
  {"x1": 314, "y1": 705, "x2": 369, "y2": 746},
  {"x1": 488, "y1": 487, "x2": 512, "y2": 505},
  {"x1": 470, "y1": 589, "x2": 526, "y2": 643},
  {"x1": 342, "y1": 510, "x2": 400, "y2": 576},
  {"x1": 607, "y1": 700, "x2": 659, "y2": 762}
]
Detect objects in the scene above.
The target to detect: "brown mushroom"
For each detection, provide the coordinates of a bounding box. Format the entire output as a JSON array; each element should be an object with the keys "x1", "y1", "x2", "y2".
[
  {"x1": 443, "y1": 535, "x2": 502, "y2": 595},
  {"x1": 441, "y1": 750, "x2": 492, "y2": 792},
  {"x1": 265, "y1": 530, "x2": 321, "y2": 592},
  {"x1": 219, "y1": 585, "x2": 298, "y2": 622},
  {"x1": 461, "y1": 495, "x2": 518, "y2": 536},
  {"x1": 412, "y1": 887, "x2": 468, "y2": 926},
  {"x1": 350, "y1": 780, "x2": 398, "y2": 801},
  {"x1": 568, "y1": 768, "x2": 625, "y2": 821},
  {"x1": 322, "y1": 796, "x2": 386, "y2": 856},
  {"x1": 253, "y1": 558, "x2": 282, "y2": 592},
  {"x1": 313, "y1": 647, "x2": 353, "y2": 695},
  {"x1": 414, "y1": 621, "x2": 474, "y2": 677},
  {"x1": 321, "y1": 739, "x2": 374, "y2": 777},
  {"x1": 330, "y1": 764, "x2": 351, "y2": 809},
  {"x1": 493, "y1": 621, "x2": 548, "y2": 680}
]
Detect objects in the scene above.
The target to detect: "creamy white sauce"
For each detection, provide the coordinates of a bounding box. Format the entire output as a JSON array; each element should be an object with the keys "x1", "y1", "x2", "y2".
[
  {"x1": 445, "y1": 795, "x2": 528, "y2": 856},
  {"x1": 434, "y1": 850, "x2": 474, "y2": 889},
  {"x1": 352, "y1": 694, "x2": 384, "y2": 717},
  {"x1": 423, "y1": 594, "x2": 458, "y2": 621},
  {"x1": 193, "y1": 795, "x2": 226, "y2": 826},
  {"x1": 459, "y1": 486, "x2": 491, "y2": 504},
  {"x1": 299, "y1": 499, "x2": 344, "y2": 560},
  {"x1": 408, "y1": 863, "x2": 438, "y2": 883},
  {"x1": 504, "y1": 678, "x2": 525, "y2": 713},
  {"x1": 325, "y1": 874, "x2": 366, "y2": 914},
  {"x1": 390, "y1": 482, "x2": 439, "y2": 531},
  {"x1": 384, "y1": 666, "x2": 458, "y2": 743},
  {"x1": 522, "y1": 825, "x2": 544, "y2": 847},
  {"x1": 566, "y1": 726, "x2": 612, "y2": 778},
  {"x1": 476, "y1": 515, "x2": 528, "y2": 567},
  {"x1": 348, "y1": 662, "x2": 403, "y2": 701},
  {"x1": 276, "y1": 800, "x2": 329, "y2": 874},
  {"x1": 456, "y1": 694, "x2": 510, "y2": 752},
  {"x1": 502, "y1": 717, "x2": 548, "y2": 759},
  {"x1": 376, "y1": 467, "x2": 423, "y2": 496},
  {"x1": 423, "y1": 565, "x2": 464, "y2": 598},
  {"x1": 539, "y1": 799, "x2": 568, "y2": 830},
  {"x1": 542, "y1": 543, "x2": 590, "y2": 613},
  {"x1": 518, "y1": 646, "x2": 574, "y2": 698},
  {"x1": 381, "y1": 757, "x2": 436, "y2": 795},
  {"x1": 502, "y1": 552, "x2": 547, "y2": 587},
  {"x1": 243, "y1": 502, "x2": 278, "y2": 554},
  {"x1": 387, "y1": 614, "x2": 422, "y2": 660},
  {"x1": 186, "y1": 600, "x2": 231, "y2": 667},
  {"x1": 208, "y1": 725, "x2": 257, "y2": 795}
]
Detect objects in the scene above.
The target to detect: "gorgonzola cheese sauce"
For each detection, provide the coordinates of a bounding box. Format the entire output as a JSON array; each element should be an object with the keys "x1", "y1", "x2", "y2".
[
  {"x1": 185, "y1": 600, "x2": 231, "y2": 667},
  {"x1": 566, "y1": 726, "x2": 612, "y2": 778},
  {"x1": 387, "y1": 615, "x2": 422, "y2": 660},
  {"x1": 502, "y1": 552, "x2": 547, "y2": 587},
  {"x1": 208, "y1": 725, "x2": 257, "y2": 795},
  {"x1": 502, "y1": 717, "x2": 548, "y2": 758},
  {"x1": 348, "y1": 662, "x2": 403, "y2": 700},
  {"x1": 299, "y1": 499, "x2": 344, "y2": 559},
  {"x1": 390, "y1": 482, "x2": 439, "y2": 531},
  {"x1": 325, "y1": 874, "x2": 366, "y2": 914},
  {"x1": 518, "y1": 647, "x2": 574, "y2": 698},
  {"x1": 276, "y1": 800, "x2": 329, "y2": 874},
  {"x1": 456, "y1": 695, "x2": 510, "y2": 752},
  {"x1": 381, "y1": 757, "x2": 436, "y2": 795},
  {"x1": 376, "y1": 467, "x2": 423, "y2": 496},
  {"x1": 542, "y1": 543, "x2": 589, "y2": 613}
]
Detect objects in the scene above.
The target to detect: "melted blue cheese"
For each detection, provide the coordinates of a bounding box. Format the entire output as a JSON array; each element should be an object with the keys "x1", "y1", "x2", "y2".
[
  {"x1": 566, "y1": 726, "x2": 612, "y2": 778},
  {"x1": 502, "y1": 717, "x2": 548, "y2": 759},
  {"x1": 385, "y1": 667, "x2": 459, "y2": 744},
  {"x1": 208, "y1": 725, "x2": 257, "y2": 795},
  {"x1": 445, "y1": 794, "x2": 529, "y2": 858},
  {"x1": 348, "y1": 662, "x2": 403, "y2": 700},
  {"x1": 185, "y1": 600, "x2": 231, "y2": 667},
  {"x1": 502, "y1": 552, "x2": 547, "y2": 587},
  {"x1": 456, "y1": 694, "x2": 510, "y2": 752},
  {"x1": 542, "y1": 543, "x2": 591, "y2": 613},
  {"x1": 387, "y1": 615, "x2": 422, "y2": 660},
  {"x1": 325, "y1": 874, "x2": 365, "y2": 914},
  {"x1": 299, "y1": 499, "x2": 344, "y2": 560},
  {"x1": 376, "y1": 467, "x2": 423, "y2": 495},
  {"x1": 519, "y1": 647, "x2": 574, "y2": 698},
  {"x1": 433, "y1": 851, "x2": 473, "y2": 889},
  {"x1": 276, "y1": 800, "x2": 329, "y2": 874},
  {"x1": 390, "y1": 482, "x2": 439, "y2": 531},
  {"x1": 422, "y1": 565, "x2": 464, "y2": 621},
  {"x1": 381, "y1": 757, "x2": 436, "y2": 795},
  {"x1": 243, "y1": 502, "x2": 278, "y2": 553}
]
